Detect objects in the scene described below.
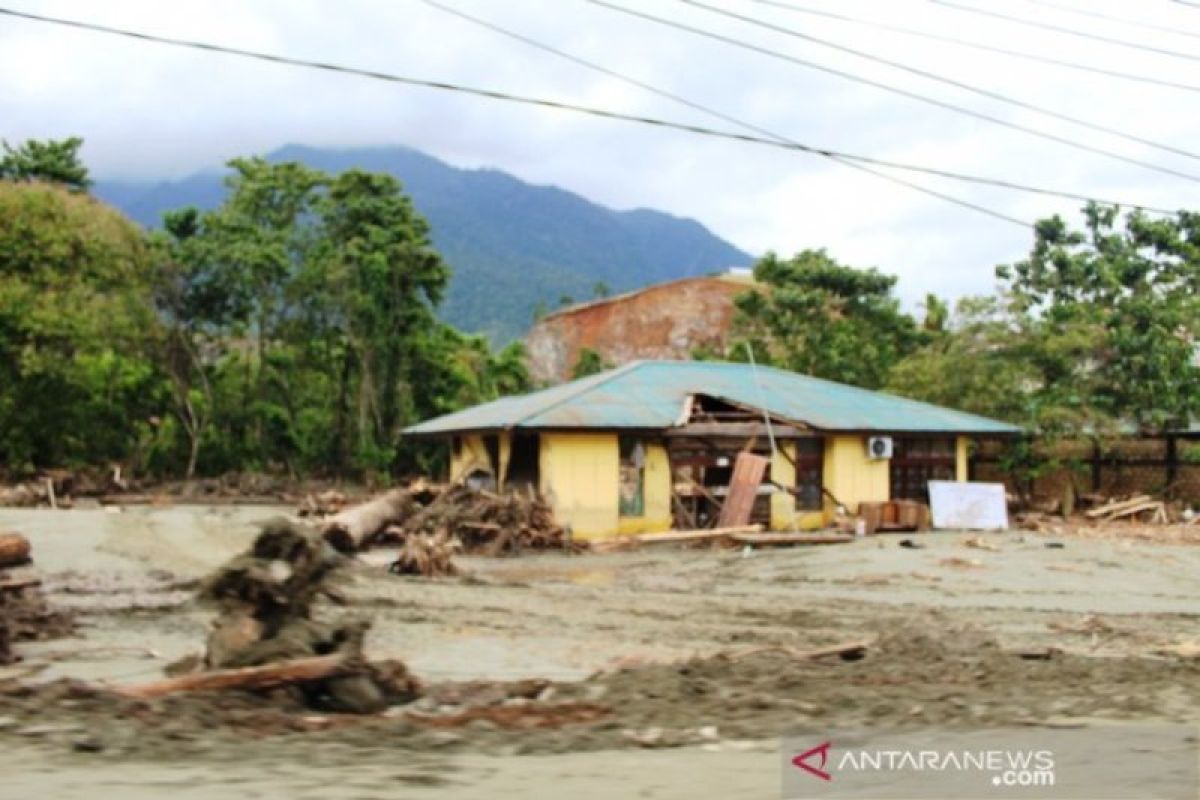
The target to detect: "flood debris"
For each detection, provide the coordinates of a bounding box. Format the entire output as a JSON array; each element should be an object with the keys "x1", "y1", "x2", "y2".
[
  {"x1": 0, "y1": 534, "x2": 73, "y2": 665},
  {"x1": 317, "y1": 482, "x2": 574, "y2": 559},
  {"x1": 388, "y1": 531, "x2": 461, "y2": 577},
  {"x1": 121, "y1": 517, "x2": 420, "y2": 712}
]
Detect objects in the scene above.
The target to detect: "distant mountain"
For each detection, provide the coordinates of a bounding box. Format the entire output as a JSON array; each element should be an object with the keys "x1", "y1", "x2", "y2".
[{"x1": 94, "y1": 144, "x2": 753, "y2": 342}]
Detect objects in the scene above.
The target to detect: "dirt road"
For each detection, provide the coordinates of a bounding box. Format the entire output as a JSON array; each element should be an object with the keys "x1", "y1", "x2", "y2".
[{"x1": 0, "y1": 506, "x2": 1197, "y2": 798}]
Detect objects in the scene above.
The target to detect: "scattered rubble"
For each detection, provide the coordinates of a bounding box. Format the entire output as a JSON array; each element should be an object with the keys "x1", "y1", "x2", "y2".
[
  {"x1": 0, "y1": 533, "x2": 73, "y2": 664},
  {"x1": 120, "y1": 517, "x2": 419, "y2": 712},
  {"x1": 317, "y1": 483, "x2": 574, "y2": 565}
]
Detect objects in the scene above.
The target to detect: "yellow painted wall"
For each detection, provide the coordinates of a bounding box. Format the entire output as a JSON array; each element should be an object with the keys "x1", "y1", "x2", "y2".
[
  {"x1": 823, "y1": 435, "x2": 890, "y2": 513},
  {"x1": 956, "y1": 436, "x2": 969, "y2": 482},
  {"x1": 449, "y1": 434, "x2": 491, "y2": 483},
  {"x1": 616, "y1": 442, "x2": 672, "y2": 535},
  {"x1": 539, "y1": 432, "x2": 619, "y2": 540},
  {"x1": 769, "y1": 441, "x2": 828, "y2": 531}
]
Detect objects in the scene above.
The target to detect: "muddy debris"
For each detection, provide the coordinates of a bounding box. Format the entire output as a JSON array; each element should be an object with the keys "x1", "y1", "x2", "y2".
[
  {"x1": 0, "y1": 536, "x2": 74, "y2": 665},
  {"x1": 317, "y1": 482, "x2": 577, "y2": 560},
  {"x1": 136, "y1": 517, "x2": 420, "y2": 713}
]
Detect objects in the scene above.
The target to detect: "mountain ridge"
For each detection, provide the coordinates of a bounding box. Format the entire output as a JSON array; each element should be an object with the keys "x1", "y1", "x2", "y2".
[{"x1": 94, "y1": 144, "x2": 754, "y2": 342}]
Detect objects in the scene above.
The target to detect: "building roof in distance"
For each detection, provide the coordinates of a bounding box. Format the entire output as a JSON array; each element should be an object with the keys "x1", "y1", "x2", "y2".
[{"x1": 404, "y1": 360, "x2": 1022, "y2": 437}]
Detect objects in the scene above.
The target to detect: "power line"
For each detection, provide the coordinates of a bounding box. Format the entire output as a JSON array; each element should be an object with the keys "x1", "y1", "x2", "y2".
[
  {"x1": 1022, "y1": 0, "x2": 1200, "y2": 40},
  {"x1": 417, "y1": 0, "x2": 1031, "y2": 226},
  {"x1": 0, "y1": 5, "x2": 1179, "y2": 222},
  {"x1": 737, "y1": 0, "x2": 1200, "y2": 94},
  {"x1": 420, "y1": 0, "x2": 1176, "y2": 220},
  {"x1": 587, "y1": 0, "x2": 1200, "y2": 184},
  {"x1": 932, "y1": 0, "x2": 1200, "y2": 62},
  {"x1": 678, "y1": 0, "x2": 1200, "y2": 163}
]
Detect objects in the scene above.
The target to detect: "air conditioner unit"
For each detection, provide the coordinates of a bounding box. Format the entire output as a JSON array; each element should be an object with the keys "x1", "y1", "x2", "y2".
[{"x1": 866, "y1": 435, "x2": 893, "y2": 460}]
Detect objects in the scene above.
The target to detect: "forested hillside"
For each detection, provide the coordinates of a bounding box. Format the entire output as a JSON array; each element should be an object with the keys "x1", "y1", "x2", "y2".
[{"x1": 95, "y1": 144, "x2": 753, "y2": 342}]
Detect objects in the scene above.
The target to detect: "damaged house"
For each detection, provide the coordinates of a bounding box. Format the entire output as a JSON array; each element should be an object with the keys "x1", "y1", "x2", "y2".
[{"x1": 404, "y1": 360, "x2": 1020, "y2": 541}]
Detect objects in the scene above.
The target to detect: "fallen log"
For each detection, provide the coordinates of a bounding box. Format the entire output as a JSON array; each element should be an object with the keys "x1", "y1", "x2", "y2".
[
  {"x1": 113, "y1": 653, "x2": 347, "y2": 699},
  {"x1": 0, "y1": 533, "x2": 32, "y2": 569},
  {"x1": 322, "y1": 488, "x2": 415, "y2": 553},
  {"x1": 633, "y1": 525, "x2": 763, "y2": 545},
  {"x1": 728, "y1": 638, "x2": 873, "y2": 662},
  {"x1": 731, "y1": 532, "x2": 854, "y2": 546}
]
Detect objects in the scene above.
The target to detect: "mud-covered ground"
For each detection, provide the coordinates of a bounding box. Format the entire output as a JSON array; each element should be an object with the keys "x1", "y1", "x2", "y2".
[{"x1": 0, "y1": 506, "x2": 1197, "y2": 799}]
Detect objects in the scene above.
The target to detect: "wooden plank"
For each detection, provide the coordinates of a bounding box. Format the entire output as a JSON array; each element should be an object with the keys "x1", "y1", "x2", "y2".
[
  {"x1": 716, "y1": 452, "x2": 770, "y2": 528},
  {"x1": 731, "y1": 532, "x2": 854, "y2": 546},
  {"x1": 634, "y1": 524, "x2": 763, "y2": 544},
  {"x1": 113, "y1": 654, "x2": 347, "y2": 699},
  {"x1": 1084, "y1": 494, "x2": 1153, "y2": 519}
]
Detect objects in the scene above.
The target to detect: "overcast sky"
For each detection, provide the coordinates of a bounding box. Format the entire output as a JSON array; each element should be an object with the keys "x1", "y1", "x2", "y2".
[{"x1": 2, "y1": 0, "x2": 1198, "y2": 309}]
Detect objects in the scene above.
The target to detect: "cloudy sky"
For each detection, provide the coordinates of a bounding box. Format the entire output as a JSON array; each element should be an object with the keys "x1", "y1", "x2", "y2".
[{"x1": 2, "y1": 0, "x2": 1198, "y2": 308}]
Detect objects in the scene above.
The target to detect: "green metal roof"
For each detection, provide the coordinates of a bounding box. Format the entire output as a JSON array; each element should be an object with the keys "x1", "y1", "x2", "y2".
[{"x1": 405, "y1": 360, "x2": 1021, "y2": 436}]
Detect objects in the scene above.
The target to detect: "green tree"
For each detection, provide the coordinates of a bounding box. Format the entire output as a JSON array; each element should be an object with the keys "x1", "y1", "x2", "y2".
[
  {"x1": 571, "y1": 347, "x2": 611, "y2": 379},
  {"x1": 728, "y1": 249, "x2": 924, "y2": 388},
  {"x1": 0, "y1": 137, "x2": 90, "y2": 190},
  {"x1": 0, "y1": 181, "x2": 161, "y2": 470},
  {"x1": 592, "y1": 281, "x2": 611, "y2": 299},
  {"x1": 996, "y1": 203, "x2": 1200, "y2": 430}
]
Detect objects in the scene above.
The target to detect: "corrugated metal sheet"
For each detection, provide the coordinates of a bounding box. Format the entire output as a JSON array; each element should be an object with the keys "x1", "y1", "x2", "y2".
[{"x1": 403, "y1": 360, "x2": 1023, "y2": 436}]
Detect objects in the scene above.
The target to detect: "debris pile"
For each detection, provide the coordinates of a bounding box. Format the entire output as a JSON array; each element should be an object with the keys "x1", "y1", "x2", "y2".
[
  {"x1": 124, "y1": 517, "x2": 419, "y2": 712},
  {"x1": 393, "y1": 484, "x2": 571, "y2": 556},
  {"x1": 388, "y1": 531, "x2": 461, "y2": 577},
  {"x1": 0, "y1": 532, "x2": 74, "y2": 664},
  {"x1": 318, "y1": 483, "x2": 573, "y2": 560},
  {"x1": 1013, "y1": 492, "x2": 1200, "y2": 544}
]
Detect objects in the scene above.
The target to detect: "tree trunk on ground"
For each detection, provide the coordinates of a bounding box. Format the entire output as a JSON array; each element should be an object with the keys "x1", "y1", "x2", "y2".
[
  {"x1": 114, "y1": 653, "x2": 346, "y2": 699},
  {"x1": 0, "y1": 533, "x2": 31, "y2": 569},
  {"x1": 321, "y1": 487, "x2": 414, "y2": 552}
]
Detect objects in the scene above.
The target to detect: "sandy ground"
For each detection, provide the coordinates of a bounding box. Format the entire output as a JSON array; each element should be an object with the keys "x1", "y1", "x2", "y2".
[{"x1": 0, "y1": 506, "x2": 1198, "y2": 799}]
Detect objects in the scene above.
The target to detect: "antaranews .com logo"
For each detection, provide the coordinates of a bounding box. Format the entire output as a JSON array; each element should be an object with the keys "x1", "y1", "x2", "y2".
[
  {"x1": 791, "y1": 739, "x2": 1055, "y2": 788},
  {"x1": 781, "y1": 726, "x2": 1197, "y2": 800}
]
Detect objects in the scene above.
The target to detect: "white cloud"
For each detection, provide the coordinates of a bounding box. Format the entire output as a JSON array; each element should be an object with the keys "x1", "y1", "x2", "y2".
[{"x1": 1, "y1": 0, "x2": 1197, "y2": 312}]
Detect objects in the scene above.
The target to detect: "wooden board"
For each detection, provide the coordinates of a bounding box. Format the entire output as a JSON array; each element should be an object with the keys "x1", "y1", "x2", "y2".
[
  {"x1": 634, "y1": 524, "x2": 763, "y2": 544},
  {"x1": 731, "y1": 532, "x2": 853, "y2": 546},
  {"x1": 716, "y1": 452, "x2": 770, "y2": 528}
]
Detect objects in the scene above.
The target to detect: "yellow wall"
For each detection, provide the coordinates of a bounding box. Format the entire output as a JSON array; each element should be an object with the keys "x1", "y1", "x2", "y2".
[
  {"x1": 956, "y1": 436, "x2": 969, "y2": 482},
  {"x1": 769, "y1": 441, "x2": 827, "y2": 531},
  {"x1": 616, "y1": 442, "x2": 672, "y2": 535},
  {"x1": 823, "y1": 435, "x2": 890, "y2": 513},
  {"x1": 539, "y1": 432, "x2": 619, "y2": 540},
  {"x1": 449, "y1": 434, "x2": 490, "y2": 483}
]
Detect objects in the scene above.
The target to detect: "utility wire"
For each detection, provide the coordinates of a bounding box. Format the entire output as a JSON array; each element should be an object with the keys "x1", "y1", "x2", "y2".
[
  {"x1": 419, "y1": 0, "x2": 1175, "y2": 221},
  {"x1": 1022, "y1": 0, "x2": 1200, "y2": 40},
  {"x1": 0, "y1": 5, "x2": 1178, "y2": 221},
  {"x1": 932, "y1": 0, "x2": 1200, "y2": 62},
  {"x1": 737, "y1": 0, "x2": 1200, "y2": 94},
  {"x1": 588, "y1": 0, "x2": 1200, "y2": 184},
  {"x1": 419, "y1": 0, "x2": 1033, "y2": 226},
  {"x1": 678, "y1": 0, "x2": 1200, "y2": 163}
]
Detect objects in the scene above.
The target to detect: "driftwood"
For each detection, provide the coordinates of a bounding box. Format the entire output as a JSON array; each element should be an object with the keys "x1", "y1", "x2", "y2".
[
  {"x1": 0, "y1": 533, "x2": 31, "y2": 569},
  {"x1": 114, "y1": 653, "x2": 347, "y2": 699},
  {"x1": 634, "y1": 525, "x2": 763, "y2": 545},
  {"x1": 730, "y1": 531, "x2": 854, "y2": 546},
  {"x1": 727, "y1": 639, "x2": 873, "y2": 662},
  {"x1": 322, "y1": 488, "x2": 415, "y2": 553},
  {"x1": 1084, "y1": 494, "x2": 1153, "y2": 520},
  {"x1": 389, "y1": 532, "x2": 460, "y2": 577}
]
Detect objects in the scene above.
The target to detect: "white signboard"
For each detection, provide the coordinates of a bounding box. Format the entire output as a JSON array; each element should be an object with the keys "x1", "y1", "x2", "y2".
[{"x1": 928, "y1": 481, "x2": 1008, "y2": 530}]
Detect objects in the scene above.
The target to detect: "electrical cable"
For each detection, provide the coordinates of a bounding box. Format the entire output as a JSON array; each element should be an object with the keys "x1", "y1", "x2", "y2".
[
  {"x1": 736, "y1": 0, "x2": 1200, "y2": 93},
  {"x1": 931, "y1": 0, "x2": 1200, "y2": 62},
  {"x1": 678, "y1": 0, "x2": 1200, "y2": 163},
  {"x1": 586, "y1": 0, "x2": 1200, "y2": 184}
]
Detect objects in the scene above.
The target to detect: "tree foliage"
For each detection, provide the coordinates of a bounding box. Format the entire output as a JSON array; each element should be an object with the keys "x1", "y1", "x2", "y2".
[
  {"x1": 0, "y1": 139, "x2": 531, "y2": 479},
  {"x1": 723, "y1": 249, "x2": 925, "y2": 388},
  {"x1": 0, "y1": 137, "x2": 90, "y2": 190}
]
